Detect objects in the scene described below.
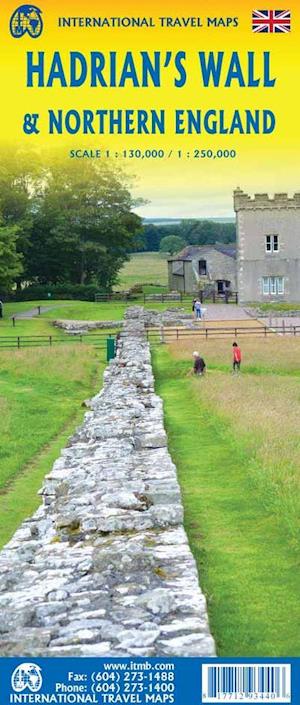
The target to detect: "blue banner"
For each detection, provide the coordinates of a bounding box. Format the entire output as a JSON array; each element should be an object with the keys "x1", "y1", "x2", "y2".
[{"x1": 0, "y1": 657, "x2": 299, "y2": 705}]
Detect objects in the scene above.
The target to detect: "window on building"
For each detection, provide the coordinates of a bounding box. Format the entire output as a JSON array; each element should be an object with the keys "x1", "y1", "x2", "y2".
[
  {"x1": 198, "y1": 259, "x2": 207, "y2": 275},
  {"x1": 265, "y1": 235, "x2": 279, "y2": 252},
  {"x1": 263, "y1": 277, "x2": 270, "y2": 295},
  {"x1": 277, "y1": 277, "x2": 284, "y2": 294},
  {"x1": 262, "y1": 276, "x2": 284, "y2": 295}
]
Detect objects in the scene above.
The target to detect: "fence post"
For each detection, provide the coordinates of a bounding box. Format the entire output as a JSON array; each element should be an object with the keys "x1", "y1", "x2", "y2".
[
  {"x1": 49, "y1": 336, "x2": 52, "y2": 346},
  {"x1": 264, "y1": 326, "x2": 267, "y2": 337},
  {"x1": 160, "y1": 326, "x2": 165, "y2": 344},
  {"x1": 294, "y1": 326, "x2": 296, "y2": 336},
  {"x1": 17, "y1": 336, "x2": 20, "y2": 349},
  {"x1": 176, "y1": 328, "x2": 179, "y2": 340},
  {"x1": 235, "y1": 327, "x2": 237, "y2": 337},
  {"x1": 38, "y1": 306, "x2": 41, "y2": 315},
  {"x1": 205, "y1": 328, "x2": 208, "y2": 339},
  {"x1": 282, "y1": 320, "x2": 285, "y2": 335},
  {"x1": 12, "y1": 316, "x2": 16, "y2": 327},
  {"x1": 235, "y1": 292, "x2": 238, "y2": 304}
]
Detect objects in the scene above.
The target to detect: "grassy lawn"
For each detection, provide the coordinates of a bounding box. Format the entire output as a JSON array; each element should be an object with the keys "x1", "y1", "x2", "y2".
[
  {"x1": 116, "y1": 251, "x2": 168, "y2": 289},
  {"x1": 152, "y1": 340, "x2": 300, "y2": 656},
  {"x1": 0, "y1": 317, "x2": 66, "y2": 339},
  {"x1": 1, "y1": 299, "x2": 195, "y2": 328},
  {"x1": 0, "y1": 301, "x2": 75, "y2": 338},
  {"x1": 40, "y1": 301, "x2": 128, "y2": 321},
  {"x1": 0, "y1": 345, "x2": 104, "y2": 548},
  {"x1": 254, "y1": 303, "x2": 300, "y2": 312},
  {"x1": 0, "y1": 301, "x2": 126, "y2": 334},
  {"x1": 41, "y1": 300, "x2": 194, "y2": 320}
]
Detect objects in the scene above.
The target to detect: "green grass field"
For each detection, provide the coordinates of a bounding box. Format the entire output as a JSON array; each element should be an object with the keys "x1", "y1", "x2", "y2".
[
  {"x1": 0, "y1": 298, "x2": 193, "y2": 333},
  {"x1": 116, "y1": 251, "x2": 168, "y2": 289},
  {"x1": 255, "y1": 302, "x2": 300, "y2": 312},
  {"x1": 0, "y1": 345, "x2": 104, "y2": 547},
  {"x1": 153, "y1": 342, "x2": 300, "y2": 656}
]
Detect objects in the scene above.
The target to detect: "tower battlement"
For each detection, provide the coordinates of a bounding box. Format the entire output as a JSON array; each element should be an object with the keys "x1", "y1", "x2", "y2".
[{"x1": 234, "y1": 188, "x2": 300, "y2": 211}]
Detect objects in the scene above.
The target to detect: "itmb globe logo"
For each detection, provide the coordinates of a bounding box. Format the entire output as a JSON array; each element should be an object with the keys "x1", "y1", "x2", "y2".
[
  {"x1": 10, "y1": 5, "x2": 43, "y2": 38},
  {"x1": 11, "y1": 663, "x2": 43, "y2": 693}
]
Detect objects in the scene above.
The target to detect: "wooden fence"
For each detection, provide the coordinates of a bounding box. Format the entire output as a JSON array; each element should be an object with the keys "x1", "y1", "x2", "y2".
[
  {"x1": 146, "y1": 323, "x2": 300, "y2": 342},
  {"x1": 0, "y1": 331, "x2": 120, "y2": 351},
  {"x1": 94, "y1": 291, "x2": 239, "y2": 304},
  {"x1": 143, "y1": 292, "x2": 239, "y2": 304},
  {"x1": 2, "y1": 321, "x2": 299, "y2": 352}
]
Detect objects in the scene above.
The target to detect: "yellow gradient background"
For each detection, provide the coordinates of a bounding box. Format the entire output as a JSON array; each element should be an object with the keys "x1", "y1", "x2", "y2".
[{"x1": 0, "y1": 1, "x2": 299, "y2": 216}]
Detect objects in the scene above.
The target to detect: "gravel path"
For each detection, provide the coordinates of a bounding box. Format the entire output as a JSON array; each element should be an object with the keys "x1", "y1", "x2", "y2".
[
  {"x1": 201, "y1": 304, "x2": 253, "y2": 321},
  {"x1": 11, "y1": 304, "x2": 72, "y2": 320}
]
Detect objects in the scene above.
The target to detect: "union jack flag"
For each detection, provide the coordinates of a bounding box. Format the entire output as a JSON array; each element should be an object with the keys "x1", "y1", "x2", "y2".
[{"x1": 252, "y1": 9, "x2": 291, "y2": 32}]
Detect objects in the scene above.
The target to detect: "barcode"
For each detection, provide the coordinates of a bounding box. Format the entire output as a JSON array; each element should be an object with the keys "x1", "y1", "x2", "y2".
[{"x1": 202, "y1": 664, "x2": 291, "y2": 702}]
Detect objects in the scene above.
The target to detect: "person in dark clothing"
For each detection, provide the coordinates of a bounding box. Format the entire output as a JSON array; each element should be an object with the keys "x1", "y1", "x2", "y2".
[{"x1": 192, "y1": 351, "x2": 206, "y2": 375}]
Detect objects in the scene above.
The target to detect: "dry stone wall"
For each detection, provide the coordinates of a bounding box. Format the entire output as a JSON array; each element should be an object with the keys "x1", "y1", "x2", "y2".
[
  {"x1": 53, "y1": 307, "x2": 195, "y2": 334},
  {"x1": 0, "y1": 307, "x2": 215, "y2": 658}
]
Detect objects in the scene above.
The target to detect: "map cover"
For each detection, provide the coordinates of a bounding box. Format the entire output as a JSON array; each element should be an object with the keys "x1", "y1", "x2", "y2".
[{"x1": 0, "y1": 1, "x2": 299, "y2": 704}]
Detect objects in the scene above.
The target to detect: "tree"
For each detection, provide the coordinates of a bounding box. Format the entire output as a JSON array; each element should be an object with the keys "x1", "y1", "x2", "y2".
[
  {"x1": 180, "y1": 219, "x2": 236, "y2": 246},
  {"x1": 142, "y1": 224, "x2": 161, "y2": 252},
  {"x1": 0, "y1": 148, "x2": 41, "y2": 289},
  {"x1": 26, "y1": 157, "x2": 143, "y2": 290},
  {"x1": 0, "y1": 223, "x2": 22, "y2": 293},
  {"x1": 159, "y1": 235, "x2": 186, "y2": 255}
]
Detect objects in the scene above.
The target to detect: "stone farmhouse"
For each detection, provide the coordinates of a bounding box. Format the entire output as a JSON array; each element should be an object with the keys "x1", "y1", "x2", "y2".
[
  {"x1": 168, "y1": 244, "x2": 237, "y2": 296},
  {"x1": 168, "y1": 189, "x2": 300, "y2": 303}
]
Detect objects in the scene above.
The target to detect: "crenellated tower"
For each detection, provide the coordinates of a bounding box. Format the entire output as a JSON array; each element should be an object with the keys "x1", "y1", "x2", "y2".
[{"x1": 234, "y1": 189, "x2": 300, "y2": 303}]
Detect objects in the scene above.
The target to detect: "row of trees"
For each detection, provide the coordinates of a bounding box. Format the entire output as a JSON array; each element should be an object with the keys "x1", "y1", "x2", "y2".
[
  {"x1": 0, "y1": 149, "x2": 142, "y2": 296},
  {"x1": 140, "y1": 220, "x2": 236, "y2": 254}
]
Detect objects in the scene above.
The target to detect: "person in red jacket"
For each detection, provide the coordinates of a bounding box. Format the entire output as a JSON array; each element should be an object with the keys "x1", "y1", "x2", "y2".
[{"x1": 232, "y1": 342, "x2": 242, "y2": 372}]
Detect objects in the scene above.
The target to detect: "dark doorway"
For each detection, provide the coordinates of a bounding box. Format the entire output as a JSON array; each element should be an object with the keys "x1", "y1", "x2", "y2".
[{"x1": 217, "y1": 280, "x2": 231, "y2": 294}]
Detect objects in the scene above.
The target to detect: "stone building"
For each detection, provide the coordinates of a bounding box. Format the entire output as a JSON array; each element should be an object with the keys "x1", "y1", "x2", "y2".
[
  {"x1": 168, "y1": 190, "x2": 300, "y2": 303},
  {"x1": 234, "y1": 189, "x2": 300, "y2": 304},
  {"x1": 168, "y1": 244, "x2": 237, "y2": 295}
]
